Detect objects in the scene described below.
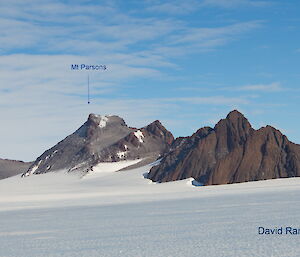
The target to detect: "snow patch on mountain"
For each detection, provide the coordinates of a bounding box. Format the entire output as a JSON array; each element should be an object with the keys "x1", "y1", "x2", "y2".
[
  {"x1": 116, "y1": 151, "x2": 127, "y2": 158},
  {"x1": 134, "y1": 130, "x2": 144, "y2": 143},
  {"x1": 24, "y1": 160, "x2": 42, "y2": 176},
  {"x1": 98, "y1": 115, "x2": 108, "y2": 128}
]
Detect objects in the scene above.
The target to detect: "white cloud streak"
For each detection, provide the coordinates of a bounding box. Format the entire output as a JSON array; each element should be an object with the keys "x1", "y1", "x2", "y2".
[
  {"x1": 146, "y1": 0, "x2": 200, "y2": 14},
  {"x1": 238, "y1": 82, "x2": 284, "y2": 92},
  {"x1": 201, "y1": 0, "x2": 271, "y2": 8},
  {"x1": 145, "y1": 0, "x2": 271, "y2": 14}
]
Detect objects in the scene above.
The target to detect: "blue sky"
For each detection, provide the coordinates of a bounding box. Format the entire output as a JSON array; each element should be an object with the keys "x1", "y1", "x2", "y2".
[{"x1": 0, "y1": 0, "x2": 299, "y2": 161}]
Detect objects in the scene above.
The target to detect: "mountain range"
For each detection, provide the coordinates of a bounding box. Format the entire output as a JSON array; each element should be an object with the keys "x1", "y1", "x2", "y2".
[
  {"x1": 2, "y1": 110, "x2": 300, "y2": 186},
  {"x1": 147, "y1": 110, "x2": 300, "y2": 185}
]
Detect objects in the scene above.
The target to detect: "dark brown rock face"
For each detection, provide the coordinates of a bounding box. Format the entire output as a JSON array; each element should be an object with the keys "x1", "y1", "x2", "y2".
[{"x1": 148, "y1": 110, "x2": 300, "y2": 185}]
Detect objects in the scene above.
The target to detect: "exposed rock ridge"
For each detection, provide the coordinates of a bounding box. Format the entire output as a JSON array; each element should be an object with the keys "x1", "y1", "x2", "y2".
[{"x1": 148, "y1": 110, "x2": 300, "y2": 185}]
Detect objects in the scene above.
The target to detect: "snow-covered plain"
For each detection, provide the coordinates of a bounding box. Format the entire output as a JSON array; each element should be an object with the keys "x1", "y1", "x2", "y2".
[{"x1": 1, "y1": 161, "x2": 300, "y2": 257}]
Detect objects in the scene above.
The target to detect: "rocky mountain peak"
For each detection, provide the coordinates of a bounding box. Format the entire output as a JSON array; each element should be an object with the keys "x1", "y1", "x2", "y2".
[
  {"x1": 87, "y1": 114, "x2": 127, "y2": 129},
  {"x1": 22, "y1": 114, "x2": 174, "y2": 177},
  {"x1": 214, "y1": 110, "x2": 253, "y2": 150},
  {"x1": 144, "y1": 120, "x2": 174, "y2": 145},
  {"x1": 147, "y1": 110, "x2": 300, "y2": 185},
  {"x1": 216, "y1": 110, "x2": 252, "y2": 131},
  {"x1": 226, "y1": 109, "x2": 246, "y2": 120}
]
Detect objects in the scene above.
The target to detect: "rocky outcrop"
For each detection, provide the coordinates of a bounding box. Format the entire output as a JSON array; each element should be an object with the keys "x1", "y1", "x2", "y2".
[
  {"x1": 98, "y1": 120, "x2": 174, "y2": 162},
  {"x1": 0, "y1": 159, "x2": 32, "y2": 179},
  {"x1": 147, "y1": 110, "x2": 300, "y2": 185},
  {"x1": 23, "y1": 114, "x2": 174, "y2": 176}
]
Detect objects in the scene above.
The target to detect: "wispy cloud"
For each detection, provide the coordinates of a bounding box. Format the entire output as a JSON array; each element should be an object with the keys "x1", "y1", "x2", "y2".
[
  {"x1": 0, "y1": 0, "x2": 263, "y2": 57},
  {"x1": 145, "y1": 0, "x2": 271, "y2": 14},
  {"x1": 237, "y1": 82, "x2": 284, "y2": 92},
  {"x1": 201, "y1": 0, "x2": 271, "y2": 8},
  {"x1": 221, "y1": 82, "x2": 285, "y2": 92},
  {"x1": 0, "y1": 1, "x2": 264, "y2": 100},
  {"x1": 0, "y1": 0, "x2": 274, "y2": 161},
  {"x1": 163, "y1": 20, "x2": 263, "y2": 53},
  {"x1": 146, "y1": 0, "x2": 200, "y2": 14},
  {"x1": 162, "y1": 96, "x2": 249, "y2": 105}
]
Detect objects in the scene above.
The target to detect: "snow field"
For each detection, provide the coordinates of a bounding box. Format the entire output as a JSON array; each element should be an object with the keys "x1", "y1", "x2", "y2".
[{"x1": 0, "y1": 161, "x2": 300, "y2": 256}]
